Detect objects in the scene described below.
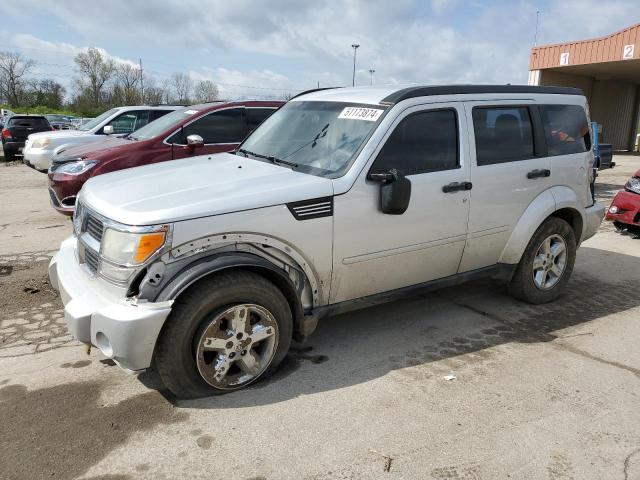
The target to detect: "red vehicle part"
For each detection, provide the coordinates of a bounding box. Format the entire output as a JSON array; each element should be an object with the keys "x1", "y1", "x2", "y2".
[
  {"x1": 605, "y1": 169, "x2": 640, "y2": 228},
  {"x1": 47, "y1": 101, "x2": 283, "y2": 215}
]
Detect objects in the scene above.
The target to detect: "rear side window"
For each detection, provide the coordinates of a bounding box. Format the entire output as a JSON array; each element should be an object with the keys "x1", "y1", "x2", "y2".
[
  {"x1": 8, "y1": 117, "x2": 48, "y2": 127},
  {"x1": 540, "y1": 105, "x2": 590, "y2": 155},
  {"x1": 370, "y1": 109, "x2": 459, "y2": 176},
  {"x1": 246, "y1": 108, "x2": 274, "y2": 135},
  {"x1": 171, "y1": 108, "x2": 244, "y2": 144},
  {"x1": 472, "y1": 107, "x2": 534, "y2": 165}
]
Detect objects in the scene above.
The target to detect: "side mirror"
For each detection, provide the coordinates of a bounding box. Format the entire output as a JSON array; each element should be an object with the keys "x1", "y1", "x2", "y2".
[
  {"x1": 103, "y1": 125, "x2": 114, "y2": 135},
  {"x1": 368, "y1": 168, "x2": 411, "y2": 215},
  {"x1": 186, "y1": 134, "x2": 204, "y2": 148}
]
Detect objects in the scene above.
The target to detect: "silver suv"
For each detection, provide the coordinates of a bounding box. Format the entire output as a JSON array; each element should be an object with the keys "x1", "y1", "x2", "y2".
[{"x1": 49, "y1": 85, "x2": 605, "y2": 398}]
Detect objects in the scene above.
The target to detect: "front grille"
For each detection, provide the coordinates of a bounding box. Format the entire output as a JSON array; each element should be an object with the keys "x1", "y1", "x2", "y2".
[
  {"x1": 83, "y1": 246, "x2": 100, "y2": 273},
  {"x1": 85, "y1": 214, "x2": 104, "y2": 242}
]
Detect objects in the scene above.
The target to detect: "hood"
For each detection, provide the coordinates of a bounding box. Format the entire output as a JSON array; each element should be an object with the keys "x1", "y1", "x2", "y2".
[
  {"x1": 81, "y1": 153, "x2": 334, "y2": 225},
  {"x1": 28, "y1": 130, "x2": 89, "y2": 140},
  {"x1": 53, "y1": 136, "x2": 133, "y2": 161}
]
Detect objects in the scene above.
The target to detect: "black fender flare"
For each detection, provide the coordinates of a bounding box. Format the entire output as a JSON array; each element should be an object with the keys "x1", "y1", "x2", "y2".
[{"x1": 139, "y1": 252, "x2": 307, "y2": 339}]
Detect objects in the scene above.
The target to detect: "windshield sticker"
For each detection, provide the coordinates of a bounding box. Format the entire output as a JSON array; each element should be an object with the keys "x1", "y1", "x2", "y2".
[
  {"x1": 338, "y1": 107, "x2": 384, "y2": 121},
  {"x1": 184, "y1": 109, "x2": 199, "y2": 115}
]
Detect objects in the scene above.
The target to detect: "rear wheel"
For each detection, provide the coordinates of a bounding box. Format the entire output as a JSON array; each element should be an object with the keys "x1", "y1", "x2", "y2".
[
  {"x1": 155, "y1": 271, "x2": 293, "y2": 398},
  {"x1": 508, "y1": 217, "x2": 576, "y2": 304}
]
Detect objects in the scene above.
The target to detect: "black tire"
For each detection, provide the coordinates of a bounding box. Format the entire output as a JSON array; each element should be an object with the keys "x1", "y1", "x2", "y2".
[
  {"x1": 4, "y1": 151, "x2": 14, "y2": 161},
  {"x1": 508, "y1": 217, "x2": 576, "y2": 304},
  {"x1": 155, "y1": 270, "x2": 293, "y2": 398}
]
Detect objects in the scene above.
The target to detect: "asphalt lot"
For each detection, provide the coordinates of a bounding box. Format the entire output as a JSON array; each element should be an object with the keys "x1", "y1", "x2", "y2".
[{"x1": 0, "y1": 156, "x2": 639, "y2": 480}]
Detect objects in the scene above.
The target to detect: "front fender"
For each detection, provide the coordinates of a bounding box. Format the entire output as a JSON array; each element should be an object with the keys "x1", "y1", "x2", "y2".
[
  {"x1": 140, "y1": 252, "x2": 295, "y2": 303},
  {"x1": 138, "y1": 251, "x2": 308, "y2": 340}
]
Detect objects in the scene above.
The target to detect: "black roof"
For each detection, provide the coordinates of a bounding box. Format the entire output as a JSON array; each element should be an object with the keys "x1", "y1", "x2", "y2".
[{"x1": 380, "y1": 85, "x2": 584, "y2": 105}]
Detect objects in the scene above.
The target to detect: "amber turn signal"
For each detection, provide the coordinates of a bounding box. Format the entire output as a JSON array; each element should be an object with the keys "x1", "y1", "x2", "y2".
[{"x1": 134, "y1": 232, "x2": 166, "y2": 263}]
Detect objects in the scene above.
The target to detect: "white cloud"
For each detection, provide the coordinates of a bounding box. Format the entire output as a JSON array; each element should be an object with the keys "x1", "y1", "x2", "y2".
[{"x1": 3, "y1": 0, "x2": 640, "y2": 99}]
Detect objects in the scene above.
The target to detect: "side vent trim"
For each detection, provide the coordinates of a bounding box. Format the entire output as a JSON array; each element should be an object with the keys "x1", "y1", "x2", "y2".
[{"x1": 287, "y1": 196, "x2": 334, "y2": 221}]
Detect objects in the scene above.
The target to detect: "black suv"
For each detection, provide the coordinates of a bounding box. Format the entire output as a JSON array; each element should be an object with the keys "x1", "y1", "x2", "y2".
[{"x1": 2, "y1": 115, "x2": 52, "y2": 161}]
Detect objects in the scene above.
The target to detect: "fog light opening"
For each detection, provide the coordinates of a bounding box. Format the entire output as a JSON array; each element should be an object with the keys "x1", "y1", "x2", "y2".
[
  {"x1": 61, "y1": 196, "x2": 77, "y2": 208},
  {"x1": 95, "y1": 331, "x2": 113, "y2": 357}
]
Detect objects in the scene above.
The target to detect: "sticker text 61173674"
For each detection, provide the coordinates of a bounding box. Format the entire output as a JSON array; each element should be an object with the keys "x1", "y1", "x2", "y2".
[{"x1": 338, "y1": 107, "x2": 384, "y2": 121}]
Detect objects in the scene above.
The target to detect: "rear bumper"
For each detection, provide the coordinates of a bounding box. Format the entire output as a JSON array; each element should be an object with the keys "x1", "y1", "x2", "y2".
[
  {"x1": 3, "y1": 141, "x2": 25, "y2": 155},
  {"x1": 49, "y1": 236, "x2": 173, "y2": 371},
  {"x1": 605, "y1": 190, "x2": 640, "y2": 227},
  {"x1": 582, "y1": 202, "x2": 606, "y2": 242}
]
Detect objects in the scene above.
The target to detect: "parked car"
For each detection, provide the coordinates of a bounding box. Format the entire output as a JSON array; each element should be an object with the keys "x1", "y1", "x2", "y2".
[
  {"x1": 47, "y1": 101, "x2": 282, "y2": 215},
  {"x1": 0, "y1": 108, "x2": 15, "y2": 131},
  {"x1": 23, "y1": 105, "x2": 182, "y2": 172},
  {"x1": 49, "y1": 85, "x2": 605, "y2": 398},
  {"x1": 605, "y1": 169, "x2": 640, "y2": 235},
  {"x1": 45, "y1": 114, "x2": 75, "y2": 131},
  {"x1": 2, "y1": 114, "x2": 53, "y2": 160}
]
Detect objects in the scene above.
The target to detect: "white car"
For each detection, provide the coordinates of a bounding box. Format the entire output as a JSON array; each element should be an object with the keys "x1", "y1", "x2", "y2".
[
  {"x1": 23, "y1": 105, "x2": 182, "y2": 171},
  {"x1": 49, "y1": 85, "x2": 605, "y2": 398}
]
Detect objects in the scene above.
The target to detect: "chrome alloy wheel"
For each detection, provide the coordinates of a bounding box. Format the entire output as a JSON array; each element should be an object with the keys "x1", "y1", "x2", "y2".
[
  {"x1": 195, "y1": 304, "x2": 278, "y2": 390},
  {"x1": 532, "y1": 234, "x2": 567, "y2": 290}
]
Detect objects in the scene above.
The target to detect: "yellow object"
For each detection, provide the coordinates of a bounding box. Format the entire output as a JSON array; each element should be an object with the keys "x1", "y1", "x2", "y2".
[{"x1": 135, "y1": 232, "x2": 166, "y2": 263}]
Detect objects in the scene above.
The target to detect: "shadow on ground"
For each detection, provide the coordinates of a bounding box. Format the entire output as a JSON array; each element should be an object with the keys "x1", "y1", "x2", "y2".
[
  {"x1": 0, "y1": 380, "x2": 188, "y2": 480},
  {"x1": 135, "y1": 246, "x2": 640, "y2": 408}
]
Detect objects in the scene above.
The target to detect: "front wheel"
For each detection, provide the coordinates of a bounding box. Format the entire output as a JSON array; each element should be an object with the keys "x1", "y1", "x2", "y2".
[
  {"x1": 155, "y1": 271, "x2": 293, "y2": 398},
  {"x1": 508, "y1": 217, "x2": 577, "y2": 304}
]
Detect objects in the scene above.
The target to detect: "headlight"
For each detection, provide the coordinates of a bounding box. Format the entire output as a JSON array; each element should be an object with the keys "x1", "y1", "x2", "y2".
[
  {"x1": 625, "y1": 176, "x2": 640, "y2": 194},
  {"x1": 31, "y1": 138, "x2": 50, "y2": 148},
  {"x1": 54, "y1": 160, "x2": 97, "y2": 175},
  {"x1": 101, "y1": 227, "x2": 167, "y2": 266}
]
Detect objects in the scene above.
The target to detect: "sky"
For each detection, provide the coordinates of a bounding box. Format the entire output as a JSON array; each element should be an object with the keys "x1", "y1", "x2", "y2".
[{"x1": 0, "y1": 0, "x2": 638, "y2": 100}]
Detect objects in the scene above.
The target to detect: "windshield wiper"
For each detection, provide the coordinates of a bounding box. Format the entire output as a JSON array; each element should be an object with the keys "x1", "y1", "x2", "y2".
[{"x1": 237, "y1": 148, "x2": 298, "y2": 168}]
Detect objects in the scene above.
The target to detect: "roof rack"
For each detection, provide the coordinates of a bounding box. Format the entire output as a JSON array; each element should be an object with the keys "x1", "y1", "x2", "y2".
[
  {"x1": 380, "y1": 85, "x2": 583, "y2": 105},
  {"x1": 289, "y1": 87, "x2": 340, "y2": 101}
]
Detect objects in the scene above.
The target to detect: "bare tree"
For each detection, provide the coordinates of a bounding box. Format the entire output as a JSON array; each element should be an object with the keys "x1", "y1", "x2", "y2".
[
  {"x1": 74, "y1": 47, "x2": 115, "y2": 107},
  {"x1": 193, "y1": 80, "x2": 220, "y2": 103},
  {"x1": 168, "y1": 72, "x2": 192, "y2": 104},
  {"x1": 114, "y1": 63, "x2": 140, "y2": 104},
  {"x1": 141, "y1": 76, "x2": 164, "y2": 105},
  {"x1": 0, "y1": 51, "x2": 35, "y2": 106}
]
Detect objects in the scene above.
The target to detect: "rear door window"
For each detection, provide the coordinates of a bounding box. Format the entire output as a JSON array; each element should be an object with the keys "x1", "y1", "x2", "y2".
[
  {"x1": 370, "y1": 109, "x2": 459, "y2": 176},
  {"x1": 540, "y1": 105, "x2": 590, "y2": 155},
  {"x1": 472, "y1": 107, "x2": 534, "y2": 165}
]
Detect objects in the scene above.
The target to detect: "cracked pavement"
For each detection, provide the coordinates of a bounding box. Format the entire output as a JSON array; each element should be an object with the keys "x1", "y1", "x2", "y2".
[{"x1": 0, "y1": 157, "x2": 639, "y2": 480}]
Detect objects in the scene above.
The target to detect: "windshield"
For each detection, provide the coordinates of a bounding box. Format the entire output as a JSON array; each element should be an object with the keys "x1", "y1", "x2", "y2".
[
  {"x1": 79, "y1": 108, "x2": 119, "y2": 131},
  {"x1": 129, "y1": 108, "x2": 192, "y2": 141},
  {"x1": 239, "y1": 101, "x2": 387, "y2": 178}
]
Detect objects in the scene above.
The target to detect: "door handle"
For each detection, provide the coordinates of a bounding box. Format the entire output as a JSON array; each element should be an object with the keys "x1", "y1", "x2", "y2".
[
  {"x1": 442, "y1": 181, "x2": 472, "y2": 193},
  {"x1": 527, "y1": 169, "x2": 551, "y2": 179}
]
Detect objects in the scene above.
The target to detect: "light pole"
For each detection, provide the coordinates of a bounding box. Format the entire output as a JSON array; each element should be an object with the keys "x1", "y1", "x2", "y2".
[
  {"x1": 351, "y1": 44, "x2": 360, "y2": 86},
  {"x1": 369, "y1": 69, "x2": 375, "y2": 85}
]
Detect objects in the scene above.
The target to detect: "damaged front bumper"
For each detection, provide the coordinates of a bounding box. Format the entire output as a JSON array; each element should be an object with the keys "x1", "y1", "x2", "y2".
[{"x1": 49, "y1": 236, "x2": 173, "y2": 371}]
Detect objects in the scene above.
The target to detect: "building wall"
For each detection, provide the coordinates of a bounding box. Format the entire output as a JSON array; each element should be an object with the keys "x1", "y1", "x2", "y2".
[{"x1": 589, "y1": 80, "x2": 639, "y2": 150}]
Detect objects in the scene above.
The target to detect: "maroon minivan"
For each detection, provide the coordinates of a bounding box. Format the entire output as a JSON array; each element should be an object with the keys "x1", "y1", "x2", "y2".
[{"x1": 48, "y1": 101, "x2": 283, "y2": 215}]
